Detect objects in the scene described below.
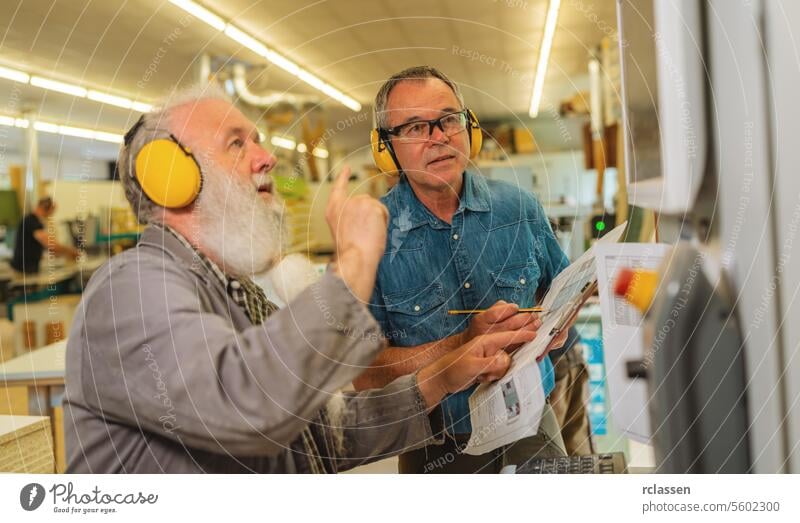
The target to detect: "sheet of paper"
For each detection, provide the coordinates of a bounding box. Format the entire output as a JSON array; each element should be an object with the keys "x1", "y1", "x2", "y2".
[
  {"x1": 465, "y1": 360, "x2": 545, "y2": 455},
  {"x1": 464, "y1": 222, "x2": 627, "y2": 455},
  {"x1": 593, "y1": 242, "x2": 672, "y2": 442}
]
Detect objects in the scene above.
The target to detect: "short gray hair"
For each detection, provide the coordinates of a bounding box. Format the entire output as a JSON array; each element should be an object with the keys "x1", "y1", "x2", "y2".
[
  {"x1": 119, "y1": 83, "x2": 231, "y2": 224},
  {"x1": 372, "y1": 66, "x2": 465, "y2": 130}
]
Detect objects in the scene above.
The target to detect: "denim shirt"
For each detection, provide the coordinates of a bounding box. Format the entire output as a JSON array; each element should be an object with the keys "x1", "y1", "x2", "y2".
[{"x1": 368, "y1": 171, "x2": 570, "y2": 435}]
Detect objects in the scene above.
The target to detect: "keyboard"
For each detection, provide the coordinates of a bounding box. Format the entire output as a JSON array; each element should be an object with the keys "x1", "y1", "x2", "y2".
[{"x1": 513, "y1": 452, "x2": 627, "y2": 474}]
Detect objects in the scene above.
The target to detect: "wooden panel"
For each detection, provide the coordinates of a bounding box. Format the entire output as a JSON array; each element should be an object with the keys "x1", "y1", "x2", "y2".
[
  {"x1": 52, "y1": 406, "x2": 65, "y2": 473},
  {"x1": 0, "y1": 318, "x2": 15, "y2": 363},
  {"x1": 0, "y1": 386, "x2": 29, "y2": 416},
  {"x1": 0, "y1": 415, "x2": 54, "y2": 473}
]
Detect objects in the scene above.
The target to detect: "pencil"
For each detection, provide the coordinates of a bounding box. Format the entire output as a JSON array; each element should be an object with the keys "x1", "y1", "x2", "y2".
[{"x1": 447, "y1": 307, "x2": 544, "y2": 315}]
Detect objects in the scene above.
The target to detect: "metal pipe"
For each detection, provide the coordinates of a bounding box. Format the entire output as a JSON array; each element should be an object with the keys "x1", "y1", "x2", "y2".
[
  {"x1": 23, "y1": 110, "x2": 40, "y2": 212},
  {"x1": 231, "y1": 64, "x2": 318, "y2": 108}
]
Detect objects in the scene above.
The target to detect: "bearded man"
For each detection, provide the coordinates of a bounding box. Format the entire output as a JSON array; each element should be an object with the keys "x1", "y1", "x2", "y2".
[{"x1": 63, "y1": 85, "x2": 530, "y2": 473}]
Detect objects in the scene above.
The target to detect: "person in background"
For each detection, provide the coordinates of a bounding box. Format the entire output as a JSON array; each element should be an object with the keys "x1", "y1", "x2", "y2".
[
  {"x1": 10, "y1": 196, "x2": 79, "y2": 274},
  {"x1": 356, "y1": 66, "x2": 575, "y2": 473}
]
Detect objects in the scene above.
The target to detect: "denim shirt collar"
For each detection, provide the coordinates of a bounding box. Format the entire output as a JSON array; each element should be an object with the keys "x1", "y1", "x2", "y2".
[{"x1": 389, "y1": 171, "x2": 490, "y2": 231}]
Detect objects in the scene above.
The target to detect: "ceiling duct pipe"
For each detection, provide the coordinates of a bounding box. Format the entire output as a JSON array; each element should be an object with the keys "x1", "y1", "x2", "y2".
[{"x1": 231, "y1": 64, "x2": 319, "y2": 108}]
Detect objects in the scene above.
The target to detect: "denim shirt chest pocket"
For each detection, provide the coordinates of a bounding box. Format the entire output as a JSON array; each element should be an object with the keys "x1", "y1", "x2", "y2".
[
  {"x1": 382, "y1": 282, "x2": 448, "y2": 346},
  {"x1": 381, "y1": 227, "x2": 432, "y2": 284},
  {"x1": 488, "y1": 260, "x2": 541, "y2": 307}
]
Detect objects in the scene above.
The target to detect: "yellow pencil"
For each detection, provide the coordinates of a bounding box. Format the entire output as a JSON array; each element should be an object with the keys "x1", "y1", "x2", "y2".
[{"x1": 447, "y1": 307, "x2": 544, "y2": 315}]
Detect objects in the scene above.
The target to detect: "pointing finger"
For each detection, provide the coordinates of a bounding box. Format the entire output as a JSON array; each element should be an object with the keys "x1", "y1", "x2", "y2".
[{"x1": 330, "y1": 165, "x2": 352, "y2": 202}]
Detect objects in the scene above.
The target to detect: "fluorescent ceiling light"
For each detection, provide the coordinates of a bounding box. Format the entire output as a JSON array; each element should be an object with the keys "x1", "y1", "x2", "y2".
[
  {"x1": 529, "y1": 0, "x2": 561, "y2": 118},
  {"x1": 169, "y1": 0, "x2": 361, "y2": 111},
  {"x1": 58, "y1": 125, "x2": 96, "y2": 139},
  {"x1": 297, "y1": 70, "x2": 327, "y2": 91},
  {"x1": 93, "y1": 131, "x2": 124, "y2": 143},
  {"x1": 271, "y1": 136, "x2": 296, "y2": 150},
  {"x1": 1, "y1": 61, "x2": 153, "y2": 112},
  {"x1": 31, "y1": 76, "x2": 88, "y2": 97},
  {"x1": 225, "y1": 25, "x2": 269, "y2": 57},
  {"x1": 131, "y1": 101, "x2": 153, "y2": 113},
  {"x1": 265, "y1": 51, "x2": 300, "y2": 76},
  {"x1": 0, "y1": 65, "x2": 29, "y2": 83},
  {"x1": 0, "y1": 114, "x2": 123, "y2": 143},
  {"x1": 169, "y1": 0, "x2": 225, "y2": 31},
  {"x1": 88, "y1": 92, "x2": 152, "y2": 113},
  {"x1": 33, "y1": 121, "x2": 60, "y2": 133},
  {"x1": 87, "y1": 90, "x2": 134, "y2": 109},
  {"x1": 336, "y1": 95, "x2": 361, "y2": 112}
]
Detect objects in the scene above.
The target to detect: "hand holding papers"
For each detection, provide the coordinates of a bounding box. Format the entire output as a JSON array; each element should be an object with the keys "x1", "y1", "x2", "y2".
[{"x1": 464, "y1": 223, "x2": 628, "y2": 455}]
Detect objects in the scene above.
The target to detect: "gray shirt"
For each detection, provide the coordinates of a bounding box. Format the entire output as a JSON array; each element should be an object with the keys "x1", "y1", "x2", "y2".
[{"x1": 64, "y1": 226, "x2": 442, "y2": 473}]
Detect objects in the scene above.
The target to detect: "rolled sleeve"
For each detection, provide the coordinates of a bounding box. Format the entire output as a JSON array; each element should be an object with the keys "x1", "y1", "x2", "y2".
[{"x1": 332, "y1": 373, "x2": 445, "y2": 471}]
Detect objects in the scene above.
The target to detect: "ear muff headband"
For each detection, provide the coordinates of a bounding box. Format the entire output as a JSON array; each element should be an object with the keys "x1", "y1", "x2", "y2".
[
  {"x1": 126, "y1": 115, "x2": 203, "y2": 209},
  {"x1": 466, "y1": 109, "x2": 483, "y2": 160},
  {"x1": 370, "y1": 109, "x2": 483, "y2": 174}
]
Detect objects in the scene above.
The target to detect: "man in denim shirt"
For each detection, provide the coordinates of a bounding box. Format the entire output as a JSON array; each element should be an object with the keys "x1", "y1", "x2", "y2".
[{"x1": 355, "y1": 66, "x2": 572, "y2": 473}]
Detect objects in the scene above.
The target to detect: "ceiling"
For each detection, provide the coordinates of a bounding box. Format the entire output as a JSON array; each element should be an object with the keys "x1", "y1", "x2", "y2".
[{"x1": 0, "y1": 0, "x2": 618, "y2": 157}]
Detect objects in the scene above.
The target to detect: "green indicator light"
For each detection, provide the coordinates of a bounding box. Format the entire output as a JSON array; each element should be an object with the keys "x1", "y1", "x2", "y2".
[{"x1": 595, "y1": 221, "x2": 606, "y2": 232}]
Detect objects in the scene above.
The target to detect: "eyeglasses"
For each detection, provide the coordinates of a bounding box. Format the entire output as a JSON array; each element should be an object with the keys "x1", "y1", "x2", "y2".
[{"x1": 384, "y1": 110, "x2": 469, "y2": 141}]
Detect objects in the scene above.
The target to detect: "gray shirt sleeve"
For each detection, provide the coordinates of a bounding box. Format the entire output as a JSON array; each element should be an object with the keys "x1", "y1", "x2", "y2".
[
  {"x1": 70, "y1": 258, "x2": 414, "y2": 458},
  {"x1": 330, "y1": 374, "x2": 445, "y2": 471}
]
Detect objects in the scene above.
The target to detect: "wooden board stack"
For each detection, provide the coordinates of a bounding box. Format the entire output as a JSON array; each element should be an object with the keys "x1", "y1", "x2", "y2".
[{"x1": 0, "y1": 415, "x2": 55, "y2": 473}]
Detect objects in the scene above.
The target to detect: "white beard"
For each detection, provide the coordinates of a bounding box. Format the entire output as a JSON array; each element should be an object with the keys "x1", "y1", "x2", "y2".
[{"x1": 193, "y1": 165, "x2": 285, "y2": 276}]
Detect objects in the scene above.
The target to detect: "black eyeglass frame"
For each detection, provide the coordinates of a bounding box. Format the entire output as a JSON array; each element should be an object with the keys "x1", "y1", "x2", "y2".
[{"x1": 382, "y1": 110, "x2": 470, "y2": 140}]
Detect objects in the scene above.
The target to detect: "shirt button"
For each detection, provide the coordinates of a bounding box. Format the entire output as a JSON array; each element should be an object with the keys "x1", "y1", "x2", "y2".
[
  {"x1": 464, "y1": 282, "x2": 471, "y2": 289},
  {"x1": 414, "y1": 305, "x2": 421, "y2": 312},
  {"x1": 520, "y1": 278, "x2": 526, "y2": 285},
  {"x1": 453, "y1": 234, "x2": 459, "y2": 240}
]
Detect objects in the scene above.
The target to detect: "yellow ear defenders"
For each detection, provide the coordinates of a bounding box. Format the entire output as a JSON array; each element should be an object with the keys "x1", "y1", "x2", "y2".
[
  {"x1": 125, "y1": 116, "x2": 203, "y2": 209},
  {"x1": 370, "y1": 108, "x2": 483, "y2": 174}
]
